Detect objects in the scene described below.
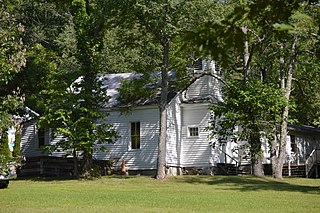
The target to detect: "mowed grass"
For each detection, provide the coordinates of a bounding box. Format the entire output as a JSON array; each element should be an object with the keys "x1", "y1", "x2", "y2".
[{"x1": 0, "y1": 175, "x2": 319, "y2": 213}]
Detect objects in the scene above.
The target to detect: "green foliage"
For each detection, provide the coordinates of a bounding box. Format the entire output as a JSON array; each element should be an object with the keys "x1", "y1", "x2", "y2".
[
  {"x1": 291, "y1": 52, "x2": 320, "y2": 127},
  {"x1": 22, "y1": 44, "x2": 59, "y2": 112},
  {"x1": 17, "y1": 0, "x2": 70, "y2": 51},
  {"x1": 187, "y1": 1, "x2": 319, "y2": 177},
  {"x1": 15, "y1": 1, "x2": 72, "y2": 113},
  {"x1": 0, "y1": 1, "x2": 25, "y2": 131},
  {"x1": 210, "y1": 80, "x2": 286, "y2": 160},
  {"x1": 12, "y1": 126, "x2": 21, "y2": 157},
  {"x1": 35, "y1": 0, "x2": 119, "y2": 177},
  {"x1": 39, "y1": 84, "x2": 119, "y2": 175},
  {"x1": 268, "y1": 6, "x2": 320, "y2": 127},
  {"x1": 99, "y1": 26, "x2": 163, "y2": 74},
  {"x1": 0, "y1": 131, "x2": 11, "y2": 160},
  {"x1": 118, "y1": 77, "x2": 156, "y2": 108}
]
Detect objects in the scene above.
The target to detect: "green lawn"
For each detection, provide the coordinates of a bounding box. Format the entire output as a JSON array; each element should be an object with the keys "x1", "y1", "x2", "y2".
[{"x1": 0, "y1": 175, "x2": 319, "y2": 213}]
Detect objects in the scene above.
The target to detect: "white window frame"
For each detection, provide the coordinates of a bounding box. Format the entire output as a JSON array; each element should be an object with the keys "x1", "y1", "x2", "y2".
[{"x1": 187, "y1": 126, "x2": 199, "y2": 138}]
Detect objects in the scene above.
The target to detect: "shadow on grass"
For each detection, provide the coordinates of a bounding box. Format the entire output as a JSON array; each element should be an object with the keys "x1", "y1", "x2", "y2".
[
  {"x1": 174, "y1": 175, "x2": 320, "y2": 194},
  {"x1": 15, "y1": 174, "x2": 144, "y2": 182},
  {"x1": 15, "y1": 176, "x2": 78, "y2": 182}
]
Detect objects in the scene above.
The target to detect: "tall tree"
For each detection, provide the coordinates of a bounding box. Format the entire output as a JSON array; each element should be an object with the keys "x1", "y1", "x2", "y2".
[
  {"x1": 109, "y1": 0, "x2": 221, "y2": 179},
  {"x1": 0, "y1": 0, "x2": 25, "y2": 162},
  {"x1": 15, "y1": 0, "x2": 72, "y2": 112},
  {"x1": 270, "y1": 4, "x2": 319, "y2": 178},
  {"x1": 13, "y1": 0, "x2": 118, "y2": 177},
  {"x1": 37, "y1": 0, "x2": 118, "y2": 177},
  {"x1": 188, "y1": 0, "x2": 319, "y2": 177}
]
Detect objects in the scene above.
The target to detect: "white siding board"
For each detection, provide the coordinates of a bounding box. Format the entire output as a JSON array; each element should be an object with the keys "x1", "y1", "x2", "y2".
[
  {"x1": 180, "y1": 105, "x2": 213, "y2": 167},
  {"x1": 20, "y1": 121, "x2": 47, "y2": 157},
  {"x1": 185, "y1": 75, "x2": 222, "y2": 102},
  {"x1": 21, "y1": 121, "x2": 39, "y2": 157},
  {"x1": 285, "y1": 132, "x2": 320, "y2": 164},
  {"x1": 21, "y1": 121, "x2": 69, "y2": 158},
  {"x1": 94, "y1": 107, "x2": 160, "y2": 170},
  {"x1": 166, "y1": 96, "x2": 182, "y2": 167}
]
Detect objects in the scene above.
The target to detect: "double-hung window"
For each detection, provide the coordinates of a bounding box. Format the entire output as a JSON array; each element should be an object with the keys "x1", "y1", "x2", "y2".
[{"x1": 131, "y1": 122, "x2": 140, "y2": 149}]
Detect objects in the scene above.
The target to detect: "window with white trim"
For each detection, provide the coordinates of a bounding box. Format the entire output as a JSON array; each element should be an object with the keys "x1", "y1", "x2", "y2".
[
  {"x1": 131, "y1": 122, "x2": 140, "y2": 149},
  {"x1": 188, "y1": 127, "x2": 199, "y2": 137}
]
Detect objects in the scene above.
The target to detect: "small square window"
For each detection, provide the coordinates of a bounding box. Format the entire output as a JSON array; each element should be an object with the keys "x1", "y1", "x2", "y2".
[{"x1": 188, "y1": 127, "x2": 199, "y2": 137}]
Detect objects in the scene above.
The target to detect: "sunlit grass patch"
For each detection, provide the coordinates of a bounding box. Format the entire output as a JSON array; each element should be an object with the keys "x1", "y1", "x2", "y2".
[{"x1": 0, "y1": 175, "x2": 319, "y2": 213}]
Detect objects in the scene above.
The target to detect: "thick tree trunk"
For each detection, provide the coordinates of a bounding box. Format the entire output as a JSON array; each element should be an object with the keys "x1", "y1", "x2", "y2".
[
  {"x1": 156, "y1": 36, "x2": 169, "y2": 180},
  {"x1": 250, "y1": 132, "x2": 264, "y2": 177},
  {"x1": 157, "y1": 105, "x2": 167, "y2": 179},
  {"x1": 82, "y1": 153, "x2": 93, "y2": 177},
  {"x1": 253, "y1": 158, "x2": 264, "y2": 177}
]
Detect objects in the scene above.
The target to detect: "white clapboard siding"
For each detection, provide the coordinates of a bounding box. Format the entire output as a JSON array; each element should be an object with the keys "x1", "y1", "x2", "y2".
[
  {"x1": 20, "y1": 121, "x2": 48, "y2": 157},
  {"x1": 285, "y1": 132, "x2": 320, "y2": 164},
  {"x1": 50, "y1": 134, "x2": 70, "y2": 158},
  {"x1": 94, "y1": 106, "x2": 160, "y2": 170},
  {"x1": 185, "y1": 75, "x2": 222, "y2": 102},
  {"x1": 21, "y1": 121, "x2": 69, "y2": 158},
  {"x1": 180, "y1": 105, "x2": 212, "y2": 167},
  {"x1": 21, "y1": 121, "x2": 39, "y2": 157},
  {"x1": 166, "y1": 95, "x2": 182, "y2": 167}
]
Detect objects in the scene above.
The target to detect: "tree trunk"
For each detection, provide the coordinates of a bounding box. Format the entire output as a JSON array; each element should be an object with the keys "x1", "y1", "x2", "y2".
[
  {"x1": 272, "y1": 38, "x2": 297, "y2": 178},
  {"x1": 241, "y1": 25, "x2": 250, "y2": 82},
  {"x1": 249, "y1": 131, "x2": 264, "y2": 176},
  {"x1": 156, "y1": 35, "x2": 170, "y2": 180},
  {"x1": 242, "y1": 24, "x2": 265, "y2": 177},
  {"x1": 82, "y1": 153, "x2": 93, "y2": 177},
  {"x1": 253, "y1": 158, "x2": 264, "y2": 177},
  {"x1": 73, "y1": 149, "x2": 78, "y2": 177}
]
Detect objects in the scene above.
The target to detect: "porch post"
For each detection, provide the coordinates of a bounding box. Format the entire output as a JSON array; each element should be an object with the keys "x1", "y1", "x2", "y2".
[{"x1": 288, "y1": 161, "x2": 291, "y2": 177}]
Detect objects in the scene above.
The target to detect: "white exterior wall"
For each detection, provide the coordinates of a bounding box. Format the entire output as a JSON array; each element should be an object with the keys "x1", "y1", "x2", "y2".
[
  {"x1": 20, "y1": 121, "x2": 66, "y2": 158},
  {"x1": 180, "y1": 104, "x2": 212, "y2": 167},
  {"x1": 238, "y1": 130, "x2": 320, "y2": 166},
  {"x1": 165, "y1": 67, "x2": 226, "y2": 169},
  {"x1": 21, "y1": 121, "x2": 46, "y2": 157},
  {"x1": 94, "y1": 106, "x2": 160, "y2": 170},
  {"x1": 166, "y1": 95, "x2": 182, "y2": 167},
  {"x1": 184, "y1": 73, "x2": 222, "y2": 102},
  {"x1": 286, "y1": 132, "x2": 320, "y2": 165}
]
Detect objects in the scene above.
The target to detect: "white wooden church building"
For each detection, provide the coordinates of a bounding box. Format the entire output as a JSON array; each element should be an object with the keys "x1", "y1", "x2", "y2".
[{"x1": 20, "y1": 60, "x2": 320, "y2": 177}]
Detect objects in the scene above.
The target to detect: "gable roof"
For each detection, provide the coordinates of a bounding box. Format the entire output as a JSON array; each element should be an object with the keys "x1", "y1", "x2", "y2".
[
  {"x1": 99, "y1": 72, "x2": 178, "y2": 109},
  {"x1": 98, "y1": 73, "x2": 140, "y2": 108}
]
